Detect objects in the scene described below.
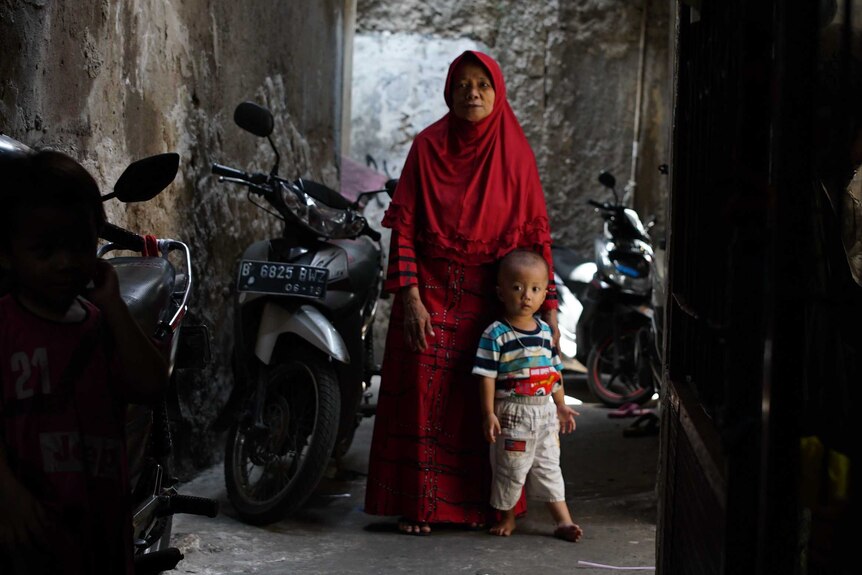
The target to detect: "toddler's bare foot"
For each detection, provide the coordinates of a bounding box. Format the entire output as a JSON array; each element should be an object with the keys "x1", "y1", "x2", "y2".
[
  {"x1": 553, "y1": 523, "x2": 583, "y2": 542},
  {"x1": 488, "y1": 511, "x2": 516, "y2": 536}
]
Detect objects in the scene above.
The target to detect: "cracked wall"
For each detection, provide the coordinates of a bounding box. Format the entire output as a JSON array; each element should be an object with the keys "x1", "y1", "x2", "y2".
[
  {"x1": 350, "y1": 0, "x2": 671, "y2": 250},
  {"x1": 0, "y1": 0, "x2": 349, "y2": 473}
]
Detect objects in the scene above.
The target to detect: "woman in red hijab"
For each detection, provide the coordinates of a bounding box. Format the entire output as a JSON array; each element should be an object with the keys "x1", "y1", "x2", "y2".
[{"x1": 364, "y1": 50, "x2": 558, "y2": 534}]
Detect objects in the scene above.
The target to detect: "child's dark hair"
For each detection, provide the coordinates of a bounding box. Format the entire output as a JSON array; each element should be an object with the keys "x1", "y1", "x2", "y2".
[
  {"x1": 498, "y1": 248, "x2": 549, "y2": 280},
  {"x1": 0, "y1": 150, "x2": 105, "y2": 247}
]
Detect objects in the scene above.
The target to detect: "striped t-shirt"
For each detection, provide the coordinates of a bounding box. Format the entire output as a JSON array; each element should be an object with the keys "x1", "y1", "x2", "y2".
[{"x1": 472, "y1": 318, "x2": 563, "y2": 398}]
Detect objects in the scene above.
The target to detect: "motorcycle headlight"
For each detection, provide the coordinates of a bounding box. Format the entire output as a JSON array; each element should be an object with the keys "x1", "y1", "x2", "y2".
[{"x1": 279, "y1": 181, "x2": 366, "y2": 239}]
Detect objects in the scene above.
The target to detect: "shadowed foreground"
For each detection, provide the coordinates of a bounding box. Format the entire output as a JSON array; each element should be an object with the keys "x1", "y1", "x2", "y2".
[{"x1": 172, "y1": 375, "x2": 659, "y2": 574}]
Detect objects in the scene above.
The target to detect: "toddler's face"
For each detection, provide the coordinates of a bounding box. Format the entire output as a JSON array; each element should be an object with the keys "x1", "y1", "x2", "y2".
[
  {"x1": 5, "y1": 204, "x2": 98, "y2": 315},
  {"x1": 496, "y1": 261, "x2": 548, "y2": 321}
]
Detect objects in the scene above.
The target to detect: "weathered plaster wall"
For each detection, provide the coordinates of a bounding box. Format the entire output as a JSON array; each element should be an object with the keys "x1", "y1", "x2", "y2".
[
  {"x1": 0, "y1": 0, "x2": 348, "y2": 472},
  {"x1": 351, "y1": 0, "x2": 671, "y2": 251},
  {"x1": 350, "y1": 33, "x2": 486, "y2": 177}
]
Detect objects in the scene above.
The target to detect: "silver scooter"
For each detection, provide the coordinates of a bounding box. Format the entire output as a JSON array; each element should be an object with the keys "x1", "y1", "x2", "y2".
[{"x1": 212, "y1": 102, "x2": 392, "y2": 525}]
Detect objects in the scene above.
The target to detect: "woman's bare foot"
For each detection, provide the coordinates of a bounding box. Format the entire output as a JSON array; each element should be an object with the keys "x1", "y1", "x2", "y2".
[
  {"x1": 398, "y1": 519, "x2": 431, "y2": 535},
  {"x1": 488, "y1": 509, "x2": 516, "y2": 536}
]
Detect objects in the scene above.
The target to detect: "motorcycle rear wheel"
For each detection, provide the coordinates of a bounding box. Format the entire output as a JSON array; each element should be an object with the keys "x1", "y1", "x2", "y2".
[
  {"x1": 224, "y1": 348, "x2": 340, "y2": 525},
  {"x1": 586, "y1": 328, "x2": 654, "y2": 408}
]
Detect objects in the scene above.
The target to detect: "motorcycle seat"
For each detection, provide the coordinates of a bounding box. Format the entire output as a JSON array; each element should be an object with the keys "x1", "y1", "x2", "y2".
[{"x1": 109, "y1": 257, "x2": 176, "y2": 337}]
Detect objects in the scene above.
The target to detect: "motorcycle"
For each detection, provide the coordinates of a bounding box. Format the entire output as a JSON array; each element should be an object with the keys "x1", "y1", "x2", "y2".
[
  {"x1": 212, "y1": 102, "x2": 392, "y2": 525},
  {"x1": 552, "y1": 245, "x2": 597, "y2": 367},
  {"x1": 99, "y1": 152, "x2": 219, "y2": 574},
  {"x1": 574, "y1": 171, "x2": 657, "y2": 408},
  {"x1": 0, "y1": 135, "x2": 219, "y2": 574}
]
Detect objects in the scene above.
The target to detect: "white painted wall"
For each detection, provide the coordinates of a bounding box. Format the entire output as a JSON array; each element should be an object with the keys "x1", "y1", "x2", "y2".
[{"x1": 349, "y1": 32, "x2": 486, "y2": 177}]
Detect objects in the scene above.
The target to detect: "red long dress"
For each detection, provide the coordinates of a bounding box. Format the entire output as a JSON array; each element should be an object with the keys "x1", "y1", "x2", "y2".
[{"x1": 364, "y1": 51, "x2": 557, "y2": 525}]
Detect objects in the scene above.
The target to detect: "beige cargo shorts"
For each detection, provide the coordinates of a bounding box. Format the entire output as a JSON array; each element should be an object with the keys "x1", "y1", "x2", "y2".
[{"x1": 490, "y1": 395, "x2": 566, "y2": 510}]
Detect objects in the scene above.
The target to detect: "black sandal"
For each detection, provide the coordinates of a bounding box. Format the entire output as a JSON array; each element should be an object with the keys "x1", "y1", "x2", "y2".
[{"x1": 623, "y1": 413, "x2": 660, "y2": 437}]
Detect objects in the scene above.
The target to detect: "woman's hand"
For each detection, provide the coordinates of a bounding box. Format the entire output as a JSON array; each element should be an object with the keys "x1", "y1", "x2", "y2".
[
  {"x1": 402, "y1": 286, "x2": 435, "y2": 352},
  {"x1": 543, "y1": 308, "x2": 560, "y2": 351}
]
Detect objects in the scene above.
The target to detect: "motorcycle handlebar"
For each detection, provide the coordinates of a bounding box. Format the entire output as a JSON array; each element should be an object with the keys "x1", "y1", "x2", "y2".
[
  {"x1": 211, "y1": 163, "x2": 250, "y2": 181},
  {"x1": 213, "y1": 160, "x2": 383, "y2": 241},
  {"x1": 364, "y1": 224, "x2": 381, "y2": 242},
  {"x1": 100, "y1": 222, "x2": 144, "y2": 252}
]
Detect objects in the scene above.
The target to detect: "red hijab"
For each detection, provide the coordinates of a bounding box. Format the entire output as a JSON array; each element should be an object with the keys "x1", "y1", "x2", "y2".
[{"x1": 382, "y1": 50, "x2": 552, "y2": 264}]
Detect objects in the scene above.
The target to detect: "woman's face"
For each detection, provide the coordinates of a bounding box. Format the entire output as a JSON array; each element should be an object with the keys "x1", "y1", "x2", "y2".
[{"x1": 451, "y1": 61, "x2": 496, "y2": 122}]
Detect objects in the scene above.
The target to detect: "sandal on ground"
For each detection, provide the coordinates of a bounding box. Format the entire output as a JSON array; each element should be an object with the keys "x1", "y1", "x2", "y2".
[
  {"x1": 608, "y1": 402, "x2": 649, "y2": 418},
  {"x1": 553, "y1": 524, "x2": 583, "y2": 542},
  {"x1": 622, "y1": 412, "x2": 660, "y2": 438}
]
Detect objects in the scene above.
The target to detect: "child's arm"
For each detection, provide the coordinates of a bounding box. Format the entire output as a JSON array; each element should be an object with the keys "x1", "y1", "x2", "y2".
[
  {"x1": 478, "y1": 376, "x2": 501, "y2": 443},
  {"x1": 87, "y1": 260, "x2": 169, "y2": 400},
  {"x1": 0, "y1": 442, "x2": 52, "y2": 551},
  {"x1": 552, "y1": 386, "x2": 579, "y2": 434}
]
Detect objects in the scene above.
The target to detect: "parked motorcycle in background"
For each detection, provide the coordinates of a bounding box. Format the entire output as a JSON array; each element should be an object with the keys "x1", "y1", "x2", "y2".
[
  {"x1": 99, "y1": 153, "x2": 219, "y2": 575},
  {"x1": 212, "y1": 102, "x2": 392, "y2": 525},
  {"x1": 574, "y1": 171, "x2": 658, "y2": 408},
  {"x1": 552, "y1": 246, "x2": 596, "y2": 368}
]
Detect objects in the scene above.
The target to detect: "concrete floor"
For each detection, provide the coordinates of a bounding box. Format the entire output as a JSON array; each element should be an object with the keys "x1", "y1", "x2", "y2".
[{"x1": 171, "y1": 375, "x2": 659, "y2": 574}]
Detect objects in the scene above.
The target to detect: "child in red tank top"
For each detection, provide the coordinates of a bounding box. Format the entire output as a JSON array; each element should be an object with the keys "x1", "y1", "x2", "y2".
[{"x1": 0, "y1": 150, "x2": 168, "y2": 574}]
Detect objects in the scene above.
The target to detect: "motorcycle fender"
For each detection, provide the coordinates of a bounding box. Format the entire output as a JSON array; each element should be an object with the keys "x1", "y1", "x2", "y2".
[{"x1": 254, "y1": 302, "x2": 350, "y2": 365}]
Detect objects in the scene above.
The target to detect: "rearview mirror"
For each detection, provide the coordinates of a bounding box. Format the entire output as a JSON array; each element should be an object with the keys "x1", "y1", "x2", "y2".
[
  {"x1": 598, "y1": 171, "x2": 616, "y2": 189},
  {"x1": 234, "y1": 102, "x2": 274, "y2": 138},
  {"x1": 105, "y1": 153, "x2": 179, "y2": 202}
]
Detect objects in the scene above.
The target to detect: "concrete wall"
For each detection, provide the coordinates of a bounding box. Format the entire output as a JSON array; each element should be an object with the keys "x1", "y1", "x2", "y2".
[
  {"x1": 0, "y1": 0, "x2": 670, "y2": 472},
  {"x1": 0, "y1": 0, "x2": 349, "y2": 472},
  {"x1": 351, "y1": 0, "x2": 671, "y2": 252}
]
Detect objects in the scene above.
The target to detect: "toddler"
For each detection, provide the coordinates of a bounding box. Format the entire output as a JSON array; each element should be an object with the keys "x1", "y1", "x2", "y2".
[{"x1": 473, "y1": 249, "x2": 583, "y2": 541}]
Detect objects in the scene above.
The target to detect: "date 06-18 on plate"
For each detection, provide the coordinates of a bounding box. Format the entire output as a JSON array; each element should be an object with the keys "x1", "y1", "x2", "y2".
[{"x1": 236, "y1": 260, "x2": 329, "y2": 298}]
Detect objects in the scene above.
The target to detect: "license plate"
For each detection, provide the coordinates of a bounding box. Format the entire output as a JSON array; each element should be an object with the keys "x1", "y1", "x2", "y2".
[{"x1": 236, "y1": 260, "x2": 328, "y2": 298}]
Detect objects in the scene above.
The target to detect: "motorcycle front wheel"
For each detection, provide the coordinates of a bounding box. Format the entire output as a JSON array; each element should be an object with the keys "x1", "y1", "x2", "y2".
[
  {"x1": 224, "y1": 348, "x2": 340, "y2": 525},
  {"x1": 586, "y1": 327, "x2": 654, "y2": 408}
]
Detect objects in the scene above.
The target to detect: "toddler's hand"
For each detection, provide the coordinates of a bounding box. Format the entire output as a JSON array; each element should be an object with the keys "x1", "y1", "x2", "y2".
[
  {"x1": 483, "y1": 412, "x2": 501, "y2": 443},
  {"x1": 556, "y1": 404, "x2": 579, "y2": 434},
  {"x1": 85, "y1": 259, "x2": 122, "y2": 312}
]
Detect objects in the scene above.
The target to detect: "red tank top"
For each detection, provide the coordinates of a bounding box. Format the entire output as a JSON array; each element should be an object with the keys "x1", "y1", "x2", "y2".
[{"x1": 0, "y1": 294, "x2": 133, "y2": 575}]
